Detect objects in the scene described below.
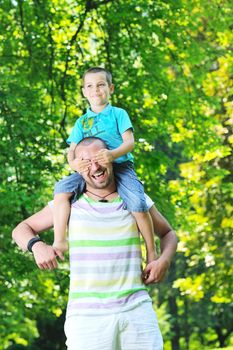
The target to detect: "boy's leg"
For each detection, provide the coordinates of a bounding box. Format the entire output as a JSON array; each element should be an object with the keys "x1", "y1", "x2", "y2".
[
  {"x1": 132, "y1": 211, "x2": 157, "y2": 263},
  {"x1": 53, "y1": 173, "x2": 85, "y2": 252},
  {"x1": 113, "y1": 162, "x2": 156, "y2": 263},
  {"x1": 53, "y1": 192, "x2": 72, "y2": 252}
]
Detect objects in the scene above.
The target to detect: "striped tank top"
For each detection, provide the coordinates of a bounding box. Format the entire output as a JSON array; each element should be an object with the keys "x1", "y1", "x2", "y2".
[{"x1": 66, "y1": 194, "x2": 151, "y2": 316}]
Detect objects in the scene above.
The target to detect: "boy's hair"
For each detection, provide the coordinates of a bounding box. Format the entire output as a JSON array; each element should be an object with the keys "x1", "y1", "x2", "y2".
[{"x1": 82, "y1": 67, "x2": 112, "y2": 86}]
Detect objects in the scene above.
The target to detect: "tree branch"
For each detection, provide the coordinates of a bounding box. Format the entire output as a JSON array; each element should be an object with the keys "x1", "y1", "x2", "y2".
[{"x1": 18, "y1": 0, "x2": 32, "y2": 57}]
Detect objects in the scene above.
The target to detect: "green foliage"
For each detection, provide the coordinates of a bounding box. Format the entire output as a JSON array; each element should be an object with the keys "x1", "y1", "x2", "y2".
[{"x1": 0, "y1": 0, "x2": 232, "y2": 349}]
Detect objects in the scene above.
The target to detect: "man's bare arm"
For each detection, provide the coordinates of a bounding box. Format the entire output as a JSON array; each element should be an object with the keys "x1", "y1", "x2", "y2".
[
  {"x1": 143, "y1": 205, "x2": 178, "y2": 284},
  {"x1": 150, "y1": 205, "x2": 177, "y2": 262},
  {"x1": 12, "y1": 205, "x2": 64, "y2": 270}
]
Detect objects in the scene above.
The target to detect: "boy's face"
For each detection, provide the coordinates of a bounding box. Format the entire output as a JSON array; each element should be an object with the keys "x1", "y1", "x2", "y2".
[{"x1": 82, "y1": 72, "x2": 114, "y2": 110}]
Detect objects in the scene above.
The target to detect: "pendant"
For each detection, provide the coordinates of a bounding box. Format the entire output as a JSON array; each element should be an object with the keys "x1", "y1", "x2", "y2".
[{"x1": 98, "y1": 199, "x2": 108, "y2": 203}]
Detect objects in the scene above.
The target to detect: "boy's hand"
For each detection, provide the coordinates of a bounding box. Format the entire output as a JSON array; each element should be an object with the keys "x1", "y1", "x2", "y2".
[
  {"x1": 69, "y1": 158, "x2": 91, "y2": 173},
  {"x1": 94, "y1": 149, "x2": 114, "y2": 164}
]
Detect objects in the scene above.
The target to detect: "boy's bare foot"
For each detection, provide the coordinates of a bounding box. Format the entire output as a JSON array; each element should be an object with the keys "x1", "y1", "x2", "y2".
[{"x1": 53, "y1": 240, "x2": 68, "y2": 253}]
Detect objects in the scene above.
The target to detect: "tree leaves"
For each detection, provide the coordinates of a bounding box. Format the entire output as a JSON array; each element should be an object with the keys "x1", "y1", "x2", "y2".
[{"x1": 1, "y1": 0, "x2": 232, "y2": 348}]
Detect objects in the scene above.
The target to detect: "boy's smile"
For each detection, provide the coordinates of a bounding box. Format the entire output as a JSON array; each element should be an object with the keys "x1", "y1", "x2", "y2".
[{"x1": 82, "y1": 72, "x2": 114, "y2": 113}]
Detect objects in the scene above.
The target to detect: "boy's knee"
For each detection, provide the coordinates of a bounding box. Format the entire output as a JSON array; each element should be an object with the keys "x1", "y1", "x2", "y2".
[
  {"x1": 54, "y1": 181, "x2": 63, "y2": 193},
  {"x1": 124, "y1": 195, "x2": 148, "y2": 213}
]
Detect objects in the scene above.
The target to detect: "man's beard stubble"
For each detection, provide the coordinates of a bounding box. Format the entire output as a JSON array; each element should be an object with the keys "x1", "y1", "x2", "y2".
[{"x1": 86, "y1": 169, "x2": 114, "y2": 190}]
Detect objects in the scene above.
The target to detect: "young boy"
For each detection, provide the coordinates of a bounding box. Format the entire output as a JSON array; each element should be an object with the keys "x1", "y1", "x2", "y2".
[{"x1": 53, "y1": 67, "x2": 156, "y2": 264}]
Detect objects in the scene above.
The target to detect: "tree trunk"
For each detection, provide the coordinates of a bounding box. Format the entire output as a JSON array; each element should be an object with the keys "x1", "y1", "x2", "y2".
[
  {"x1": 168, "y1": 262, "x2": 180, "y2": 350},
  {"x1": 184, "y1": 298, "x2": 189, "y2": 350}
]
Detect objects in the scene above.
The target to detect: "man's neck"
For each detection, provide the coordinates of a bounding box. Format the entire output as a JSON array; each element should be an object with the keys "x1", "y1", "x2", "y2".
[{"x1": 85, "y1": 185, "x2": 117, "y2": 201}]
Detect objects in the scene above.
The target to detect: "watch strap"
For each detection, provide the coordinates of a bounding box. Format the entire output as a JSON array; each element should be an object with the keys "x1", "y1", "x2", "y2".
[{"x1": 27, "y1": 237, "x2": 43, "y2": 252}]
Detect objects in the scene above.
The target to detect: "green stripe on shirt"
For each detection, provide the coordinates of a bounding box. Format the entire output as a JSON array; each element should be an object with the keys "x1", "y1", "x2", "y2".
[
  {"x1": 69, "y1": 237, "x2": 140, "y2": 248},
  {"x1": 69, "y1": 287, "x2": 148, "y2": 300}
]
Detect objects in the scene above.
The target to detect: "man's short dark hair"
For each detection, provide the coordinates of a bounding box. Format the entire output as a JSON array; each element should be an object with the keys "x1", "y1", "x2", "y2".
[
  {"x1": 82, "y1": 67, "x2": 112, "y2": 86},
  {"x1": 76, "y1": 136, "x2": 108, "y2": 149}
]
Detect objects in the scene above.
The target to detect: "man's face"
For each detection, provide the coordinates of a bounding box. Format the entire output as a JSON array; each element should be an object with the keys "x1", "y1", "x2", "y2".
[{"x1": 76, "y1": 141, "x2": 114, "y2": 190}]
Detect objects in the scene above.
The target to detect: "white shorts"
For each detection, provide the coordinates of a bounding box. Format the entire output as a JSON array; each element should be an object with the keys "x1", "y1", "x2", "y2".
[{"x1": 64, "y1": 301, "x2": 163, "y2": 350}]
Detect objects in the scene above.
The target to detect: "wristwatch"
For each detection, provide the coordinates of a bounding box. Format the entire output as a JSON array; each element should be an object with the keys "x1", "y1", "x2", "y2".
[{"x1": 27, "y1": 237, "x2": 43, "y2": 253}]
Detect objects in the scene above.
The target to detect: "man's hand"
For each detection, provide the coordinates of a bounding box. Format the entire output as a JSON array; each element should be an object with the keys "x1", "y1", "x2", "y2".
[
  {"x1": 93, "y1": 149, "x2": 114, "y2": 164},
  {"x1": 142, "y1": 256, "x2": 170, "y2": 285},
  {"x1": 69, "y1": 157, "x2": 91, "y2": 173},
  {"x1": 32, "y1": 241, "x2": 64, "y2": 270}
]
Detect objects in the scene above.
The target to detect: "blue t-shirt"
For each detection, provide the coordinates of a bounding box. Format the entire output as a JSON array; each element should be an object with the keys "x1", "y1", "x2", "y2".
[{"x1": 67, "y1": 104, "x2": 134, "y2": 163}]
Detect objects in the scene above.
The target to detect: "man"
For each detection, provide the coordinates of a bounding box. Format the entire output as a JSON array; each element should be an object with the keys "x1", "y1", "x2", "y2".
[{"x1": 12, "y1": 137, "x2": 177, "y2": 350}]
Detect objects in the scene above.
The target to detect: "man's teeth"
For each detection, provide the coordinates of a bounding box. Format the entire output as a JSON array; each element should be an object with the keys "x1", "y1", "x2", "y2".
[{"x1": 93, "y1": 171, "x2": 104, "y2": 178}]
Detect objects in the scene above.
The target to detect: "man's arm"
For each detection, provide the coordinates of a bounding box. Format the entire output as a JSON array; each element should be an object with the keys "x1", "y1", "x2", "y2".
[
  {"x1": 12, "y1": 205, "x2": 64, "y2": 270},
  {"x1": 143, "y1": 205, "x2": 178, "y2": 284}
]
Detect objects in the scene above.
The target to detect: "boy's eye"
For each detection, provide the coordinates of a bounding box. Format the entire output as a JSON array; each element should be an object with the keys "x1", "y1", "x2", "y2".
[{"x1": 85, "y1": 83, "x2": 106, "y2": 88}]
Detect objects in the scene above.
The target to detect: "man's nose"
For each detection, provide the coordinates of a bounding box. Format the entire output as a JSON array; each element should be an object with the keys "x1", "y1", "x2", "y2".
[{"x1": 90, "y1": 160, "x2": 100, "y2": 170}]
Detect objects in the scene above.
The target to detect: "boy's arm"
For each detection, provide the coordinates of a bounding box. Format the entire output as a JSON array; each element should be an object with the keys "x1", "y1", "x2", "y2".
[
  {"x1": 94, "y1": 129, "x2": 134, "y2": 163},
  {"x1": 12, "y1": 206, "x2": 64, "y2": 269},
  {"x1": 111, "y1": 129, "x2": 134, "y2": 160}
]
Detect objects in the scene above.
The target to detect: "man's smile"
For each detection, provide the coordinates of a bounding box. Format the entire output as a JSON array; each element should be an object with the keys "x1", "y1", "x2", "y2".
[{"x1": 91, "y1": 169, "x2": 106, "y2": 181}]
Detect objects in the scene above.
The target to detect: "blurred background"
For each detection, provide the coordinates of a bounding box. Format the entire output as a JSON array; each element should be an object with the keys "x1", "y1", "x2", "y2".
[{"x1": 0, "y1": 0, "x2": 232, "y2": 349}]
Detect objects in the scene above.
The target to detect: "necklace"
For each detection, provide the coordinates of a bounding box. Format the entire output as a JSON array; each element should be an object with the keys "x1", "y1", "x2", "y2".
[{"x1": 85, "y1": 189, "x2": 117, "y2": 202}]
